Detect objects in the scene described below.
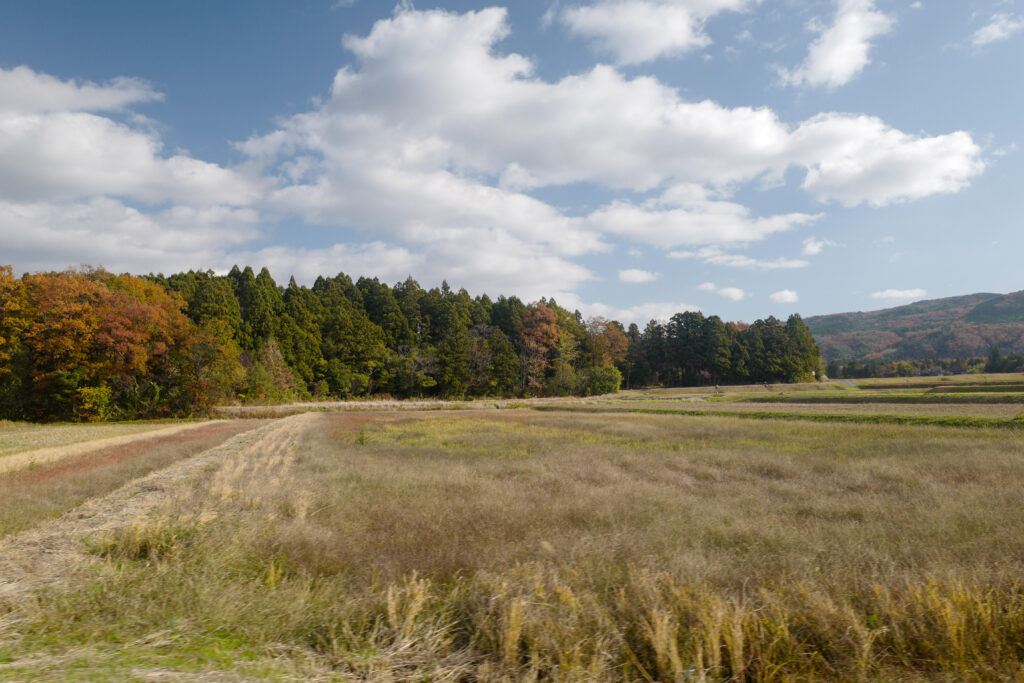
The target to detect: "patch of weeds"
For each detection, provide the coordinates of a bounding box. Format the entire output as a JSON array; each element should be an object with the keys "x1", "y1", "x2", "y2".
[
  {"x1": 89, "y1": 519, "x2": 199, "y2": 562},
  {"x1": 356, "y1": 429, "x2": 368, "y2": 445}
]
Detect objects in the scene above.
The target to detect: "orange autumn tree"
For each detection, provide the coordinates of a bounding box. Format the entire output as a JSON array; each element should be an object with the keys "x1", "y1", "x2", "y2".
[
  {"x1": 21, "y1": 270, "x2": 109, "y2": 419},
  {"x1": 7, "y1": 268, "x2": 242, "y2": 420},
  {"x1": 586, "y1": 316, "x2": 629, "y2": 367},
  {"x1": 517, "y1": 302, "x2": 560, "y2": 394},
  {"x1": 0, "y1": 266, "x2": 30, "y2": 417},
  {"x1": 95, "y1": 272, "x2": 197, "y2": 417}
]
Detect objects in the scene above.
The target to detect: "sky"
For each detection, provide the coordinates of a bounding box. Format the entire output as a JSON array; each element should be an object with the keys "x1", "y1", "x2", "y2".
[{"x1": 1, "y1": 0, "x2": 1022, "y2": 325}]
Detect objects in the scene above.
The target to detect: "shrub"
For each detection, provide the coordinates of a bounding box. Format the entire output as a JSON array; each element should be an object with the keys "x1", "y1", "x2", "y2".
[
  {"x1": 580, "y1": 365, "x2": 622, "y2": 396},
  {"x1": 75, "y1": 385, "x2": 113, "y2": 422}
]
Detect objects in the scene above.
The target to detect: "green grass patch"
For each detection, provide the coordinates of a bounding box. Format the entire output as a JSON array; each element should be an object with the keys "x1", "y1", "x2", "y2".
[{"x1": 534, "y1": 404, "x2": 1024, "y2": 429}]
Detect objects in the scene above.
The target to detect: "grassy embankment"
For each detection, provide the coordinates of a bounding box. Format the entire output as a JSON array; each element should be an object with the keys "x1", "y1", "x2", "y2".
[{"x1": 3, "y1": 407, "x2": 1024, "y2": 680}]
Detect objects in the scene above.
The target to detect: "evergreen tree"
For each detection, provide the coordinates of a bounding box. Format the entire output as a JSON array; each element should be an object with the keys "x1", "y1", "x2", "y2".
[{"x1": 434, "y1": 304, "x2": 470, "y2": 398}]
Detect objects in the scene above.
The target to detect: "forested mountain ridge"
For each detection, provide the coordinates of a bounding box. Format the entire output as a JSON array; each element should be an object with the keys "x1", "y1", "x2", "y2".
[
  {"x1": 0, "y1": 265, "x2": 821, "y2": 421},
  {"x1": 806, "y1": 290, "x2": 1024, "y2": 362}
]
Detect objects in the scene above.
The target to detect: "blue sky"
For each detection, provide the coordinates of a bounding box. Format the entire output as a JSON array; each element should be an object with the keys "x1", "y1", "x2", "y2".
[{"x1": 1, "y1": 0, "x2": 1021, "y2": 324}]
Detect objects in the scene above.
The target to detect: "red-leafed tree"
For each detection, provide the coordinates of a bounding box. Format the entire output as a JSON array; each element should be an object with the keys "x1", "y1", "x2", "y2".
[{"x1": 517, "y1": 303, "x2": 560, "y2": 393}]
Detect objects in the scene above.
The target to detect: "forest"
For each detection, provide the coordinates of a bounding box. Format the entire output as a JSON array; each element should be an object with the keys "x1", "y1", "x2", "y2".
[{"x1": 0, "y1": 265, "x2": 822, "y2": 421}]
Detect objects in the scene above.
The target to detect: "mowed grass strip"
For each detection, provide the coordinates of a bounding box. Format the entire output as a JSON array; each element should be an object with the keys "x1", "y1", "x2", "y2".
[
  {"x1": 737, "y1": 392, "x2": 1024, "y2": 405},
  {"x1": 624, "y1": 399, "x2": 1024, "y2": 418},
  {"x1": 0, "y1": 420, "x2": 193, "y2": 458},
  {"x1": 536, "y1": 403, "x2": 1024, "y2": 429},
  {"x1": 0, "y1": 420, "x2": 267, "y2": 537},
  {"x1": 5, "y1": 410, "x2": 1024, "y2": 680}
]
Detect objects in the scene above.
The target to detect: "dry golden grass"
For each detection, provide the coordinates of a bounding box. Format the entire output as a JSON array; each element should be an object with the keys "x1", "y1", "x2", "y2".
[
  {"x1": 0, "y1": 420, "x2": 229, "y2": 475},
  {"x1": 604, "y1": 399, "x2": 1024, "y2": 418},
  {"x1": 0, "y1": 420, "x2": 266, "y2": 538},
  {"x1": 0, "y1": 420, "x2": 194, "y2": 459},
  {"x1": 3, "y1": 409, "x2": 1024, "y2": 679}
]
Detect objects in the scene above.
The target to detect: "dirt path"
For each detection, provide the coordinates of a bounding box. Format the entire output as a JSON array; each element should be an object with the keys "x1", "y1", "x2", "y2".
[
  {"x1": 0, "y1": 420, "x2": 231, "y2": 476},
  {"x1": 0, "y1": 413, "x2": 317, "y2": 603}
]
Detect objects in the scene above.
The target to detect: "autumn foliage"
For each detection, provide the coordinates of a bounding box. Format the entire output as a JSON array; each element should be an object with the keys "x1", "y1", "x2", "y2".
[{"x1": 0, "y1": 264, "x2": 824, "y2": 421}]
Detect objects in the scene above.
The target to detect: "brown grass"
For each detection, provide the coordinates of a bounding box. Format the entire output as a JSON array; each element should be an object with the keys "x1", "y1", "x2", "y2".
[
  {"x1": 0, "y1": 420, "x2": 195, "y2": 458},
  {"x1": 0, "y1": 420, "x2": 266, "y2": 538},
  {"x1": 3, "y1": 409, "x2": 1024, "y2": 679}
]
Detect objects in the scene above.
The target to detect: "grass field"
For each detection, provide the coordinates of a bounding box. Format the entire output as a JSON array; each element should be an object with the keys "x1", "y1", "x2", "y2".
[
  {"x1": 3, "y1": 388, "x2": 1024, "y2": 680},
  {"x1": 0, "y1": 420, "x2": 267, "y2": 538},
  {"x1": 0, "y1": 420, "x2": 194, "y2": 458}
]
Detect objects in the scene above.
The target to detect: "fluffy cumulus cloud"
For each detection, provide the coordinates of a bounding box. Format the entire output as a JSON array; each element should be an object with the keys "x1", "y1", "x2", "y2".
[
  {"x1": 0, "y1": 66, "x2": 162, "y2": 114},
  {"x1": 619, "y1": 268, "x2": 659, "y2": 283},
  {"x1": 559, "y1": 0, "x2": 751, "y2": 65},
  {"x1": 0, "y1": 6, "x2": 991, "y2": 318},
  {"x1": 790, "y1": 114, "x2": 984, "y2": 206},
  {"x1": 0, "y1": 66, "x2": 258, "y2": 206},
  {"x1": 0, "y1": 197, "x2": 261, "y2": 276},
  {"x1": 0, "y1": 67, "x2": 271, "y2": 277},
  {"x1": 871, "y1": 288, "x2": 927, "y2": 301},
  {"x1": 779, "y1": 0, "x2": 894, "y2": 89},
  {"x1": 770, "y1": 289, "x2": 799, "y2": 303},
  {"x1": 247, "y1": 5, "x2": 984, "y2": 255},
  {"x1": 970, "y1": 14, "x2": 1024, "y2": 47}
]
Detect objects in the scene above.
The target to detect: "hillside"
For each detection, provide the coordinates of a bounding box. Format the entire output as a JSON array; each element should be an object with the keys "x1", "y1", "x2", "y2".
[{"x1": 806, "y1": 290, "x2": 1024, "y2": 361}]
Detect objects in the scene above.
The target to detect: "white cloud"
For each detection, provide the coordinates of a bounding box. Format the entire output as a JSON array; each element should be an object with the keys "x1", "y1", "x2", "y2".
[
  {"x1": 791, "y1": 114, "x2": 984, "y2": 206},
  {"x1": 560, "y1": 0, "x2": 751, "y2": 65},
  {"x1": 0, "y1": 66, "x2": 258, "y2": 207},
  {"x1": 779, "y1": 0, "x2": 895, "y2": 89},
  {"x1": 970, "y1": 14, "x2": 1024, "y2": 46},
  {"x1": 669, "y1": 245, "x2": 808, "y2": 269},
  {"x1": 698, "y1": 281, "x2": 745, "y2": 300},
  {"x1": 801, "y1": 236, "x2": 837, "y2": 255},
  {"x1": 0, "y1": 65, "x2": 161, "y2": 114},
  {"x1": 568, "y1": 297, "x2": 701, "y2": 325},
  {"x1": 619, "y1": 268, "x2": 659, "y2": 283},
  {"x1": 0, "y1": 197, "x2": 261, "y2": 276},
  {"x1": 770, "y1": 289, "x2": 799, "y2": 303},
  {"x1": 717, "y1": 286, "x2": 747, "y2": 301},
  {"x1": 246, "y1": 7, "x2": 982, "y2": 221},
  {"x1": 229, "y1": 242, "x2": 423, "y2": 287},
  {"x1": 587, "y1": 184, "x2": 821, "y2": 248},
  {"x1": 0, "y1": 8, "x2": 990, "y2": 303},
  {"x1": 871, "y1": 288, "x2": 927, "y2": 301}
]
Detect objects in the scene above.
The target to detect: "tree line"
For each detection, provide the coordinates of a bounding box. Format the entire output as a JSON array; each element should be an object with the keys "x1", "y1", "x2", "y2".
[{"x1": 0, "y1": 265, "x2": 822, "y2": 421}]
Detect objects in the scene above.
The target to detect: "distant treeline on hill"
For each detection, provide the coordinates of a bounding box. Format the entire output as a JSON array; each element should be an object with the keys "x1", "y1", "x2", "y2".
[
  {"x1": 0, "y1": 265, "x2": 822, "y2": 421},
  {"x1": 826, "y1": 348, "x2": 1024, "y2": 379}
]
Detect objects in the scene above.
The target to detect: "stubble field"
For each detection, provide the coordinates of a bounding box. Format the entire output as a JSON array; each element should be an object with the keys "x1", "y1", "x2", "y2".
[{"x1": 2, "y1": 382, "x2": 1024, "y2": 680}]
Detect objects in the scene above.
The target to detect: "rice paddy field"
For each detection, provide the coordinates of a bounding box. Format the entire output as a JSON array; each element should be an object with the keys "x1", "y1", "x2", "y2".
[{"x1": 2, "y1": 375, "x2": 1024, "y2": 680}]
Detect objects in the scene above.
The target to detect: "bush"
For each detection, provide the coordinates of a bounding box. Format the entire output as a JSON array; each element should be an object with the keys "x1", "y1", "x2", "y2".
[
  {"x1": 580, "y1": 366, "x2": 622, "y2": 396},
  {"x1": 75, "y1": 385, "x2": 113, "y2": 422}
]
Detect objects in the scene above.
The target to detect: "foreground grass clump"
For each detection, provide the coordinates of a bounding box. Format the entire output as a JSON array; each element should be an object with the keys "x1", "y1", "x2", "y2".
[{"x1": 4, "y1": 410, "x2": 1024, "y2": 680}]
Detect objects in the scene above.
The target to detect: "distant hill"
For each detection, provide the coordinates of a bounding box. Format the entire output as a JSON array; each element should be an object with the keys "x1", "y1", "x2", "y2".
[{"x1": 806, "y1": 291, "x2": 1024, "y2": 361}]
